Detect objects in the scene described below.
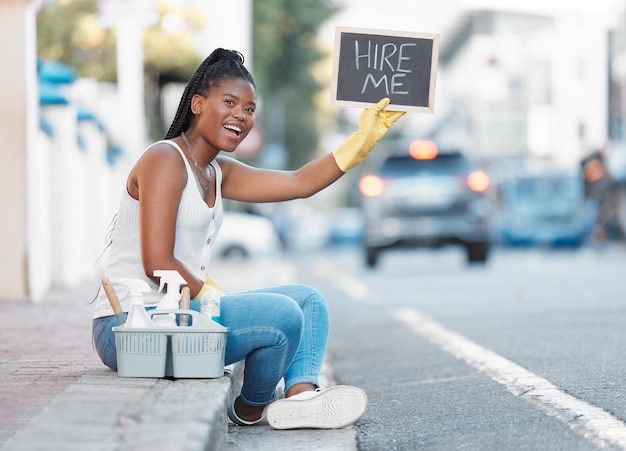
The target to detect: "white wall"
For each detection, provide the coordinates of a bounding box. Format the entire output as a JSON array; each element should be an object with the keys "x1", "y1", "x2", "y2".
[
  {"x1": 27, "y1": 129, "x2": 54, "y2": 302},
  {"x1": 0, "y1": 1, "x2": 36, "y2": 300}
]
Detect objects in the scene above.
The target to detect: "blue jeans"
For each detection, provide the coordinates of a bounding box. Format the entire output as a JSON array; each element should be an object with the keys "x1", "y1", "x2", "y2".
[{"x1": 92, "y1": 284, "x2": 329, "y2": 406}]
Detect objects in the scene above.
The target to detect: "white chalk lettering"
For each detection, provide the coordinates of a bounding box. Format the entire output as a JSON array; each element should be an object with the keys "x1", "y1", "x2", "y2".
[
  {"x1": 380, "y1": 43, "x2": 397, "y2": 71},
  {"x1": 360, "y1": 72, "x2": 409, "y2": 96},
  {"x1": 374, "y1": 41, "x2": 379, "y2": 69},
  {"x1": 361, "y1": 73, "x2": 389, "y2": 95},
  {"x1": 354, "y1": 40, "x2": 371, "y2": 70},
  {"x1": 397, "y1": 43, "x2": 416, "y2": 72},
  {"x1": 391, "y1": 73, "x2": 408, "y2": 94},
  {"x1": 354, "y1": 39, "x2": 415, "y2": 96},
  {"x1": 354, "y1": 40, "x2": 415, "y2": 73}
]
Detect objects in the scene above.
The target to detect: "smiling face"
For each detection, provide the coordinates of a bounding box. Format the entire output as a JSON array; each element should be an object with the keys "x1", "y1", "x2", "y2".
[{"x1": 191, "y1": 77, "x2": 257, "y2": 153}]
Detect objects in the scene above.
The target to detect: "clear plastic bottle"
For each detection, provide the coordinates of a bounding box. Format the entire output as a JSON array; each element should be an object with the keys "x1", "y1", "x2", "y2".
[{"x1": 200, "y1": 288, "x2": 221, "y2": 324}]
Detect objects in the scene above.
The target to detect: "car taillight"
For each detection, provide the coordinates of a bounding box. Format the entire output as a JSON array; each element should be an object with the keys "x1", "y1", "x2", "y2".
[
  {"x1": 467, "y1": 170, "x2": 489, "y2": 192},
  {"x1": 409, "y1": 140, "x2": 437, "y2": 160},
  {"x1": 359, "y1": 175, "x2": 384, "y2": 197}
]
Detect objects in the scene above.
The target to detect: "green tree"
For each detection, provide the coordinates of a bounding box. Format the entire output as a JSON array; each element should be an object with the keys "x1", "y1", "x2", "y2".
[
  {"x1": 37, "y1": 0, "x2": 202, "y2": 138},
  {"x1": 253, "y1": 0, "x2": 338, "y2": 169},
  {"x1": 37, "y1": 0, "x2": 118, "y2": 81},
  {"x1": 37, "y1": 0, "x2": 202, "y2": 83}
]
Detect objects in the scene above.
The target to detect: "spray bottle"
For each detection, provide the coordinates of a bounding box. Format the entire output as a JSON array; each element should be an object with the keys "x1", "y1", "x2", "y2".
[
  {"x1": 153, "y1": 270, "x2": 187, "y2": 327},
  {"x1": 118, "y1": 278, "x2": 153, "y2": 328}
]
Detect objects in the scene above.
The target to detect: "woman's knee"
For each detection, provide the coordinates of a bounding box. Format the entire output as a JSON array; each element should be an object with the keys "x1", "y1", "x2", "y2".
[
  {"x1": 274, "y1": 296, "x2": 306, "y2": 338},
  {"x1": 287, "y1": 284, "x2": 328, "y2": 311},
  {"x1": 297, "y1": 285, "x2": 329, "y2": 323}
]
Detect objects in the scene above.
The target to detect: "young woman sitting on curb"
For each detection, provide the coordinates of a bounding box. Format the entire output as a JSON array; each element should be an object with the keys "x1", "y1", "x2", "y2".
[{"x1": 91, "y1": 48, "x2": 404, "y2": 429}]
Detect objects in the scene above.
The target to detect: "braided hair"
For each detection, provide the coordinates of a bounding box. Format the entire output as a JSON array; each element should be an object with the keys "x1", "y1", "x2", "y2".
[{"x1": 164, "y1": 48, "x2": 255, "y2": 139}]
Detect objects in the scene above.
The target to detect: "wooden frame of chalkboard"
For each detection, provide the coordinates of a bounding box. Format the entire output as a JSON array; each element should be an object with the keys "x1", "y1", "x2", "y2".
[{"x1": 331, "y1": 26, "x2": 440, "y2": 113}]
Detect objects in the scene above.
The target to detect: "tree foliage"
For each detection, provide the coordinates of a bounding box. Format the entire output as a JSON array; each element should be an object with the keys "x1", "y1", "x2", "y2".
[
  {"x1": 37, "y1": 0, "x2": 201, "y2": 83},
  {"x1": 253, "y1": 0, "x2": 338, "y2": 169},
  {"x1": 37, "y1": 0, "x2": 118, "y2": 81}
]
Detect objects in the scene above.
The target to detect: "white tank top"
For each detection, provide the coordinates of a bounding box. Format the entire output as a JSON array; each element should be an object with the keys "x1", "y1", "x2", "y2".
[{"x1": 92, "y1": 140, "x2": 223, "y2": 319}]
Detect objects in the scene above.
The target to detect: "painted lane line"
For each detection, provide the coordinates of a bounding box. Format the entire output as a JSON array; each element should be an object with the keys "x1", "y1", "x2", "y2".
[
  {"x1": 394, "y1": 307, "x2": 626, "y2": 449},
  {"x1": 311, "y1": 258, "x2": 376, "y2": 303}
]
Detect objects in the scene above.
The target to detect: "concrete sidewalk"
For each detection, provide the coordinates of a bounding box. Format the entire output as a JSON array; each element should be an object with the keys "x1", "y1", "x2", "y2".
[
  {"x1": 0, "y1": 257, "x2": 357, "y2": 450},
  {"x1": 0, "y1": 277, "x2": 239, "y2": 451}
]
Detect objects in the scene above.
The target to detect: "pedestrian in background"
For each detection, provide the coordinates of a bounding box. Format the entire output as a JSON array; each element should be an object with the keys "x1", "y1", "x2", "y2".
[
  {"x1": 582, "y1": 150, "x2": 625, "y2": 244},
  {"x1": 91, "y1": 48, "x2": 404, "y2": 429}
]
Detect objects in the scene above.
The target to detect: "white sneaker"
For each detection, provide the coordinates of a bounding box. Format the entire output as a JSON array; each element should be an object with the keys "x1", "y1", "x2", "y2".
[
  {"x1": 227, "y1": 398, "x2": 268, "y2": 426},
  {"x1": 266, "y1": 385, "x2": 368, "y2": 430}
]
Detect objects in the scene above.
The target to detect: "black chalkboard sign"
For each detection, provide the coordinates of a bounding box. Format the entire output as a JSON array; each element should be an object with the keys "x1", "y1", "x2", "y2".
[{"x1": 331, "y1": 27, "x2": 440, "y2": 113}]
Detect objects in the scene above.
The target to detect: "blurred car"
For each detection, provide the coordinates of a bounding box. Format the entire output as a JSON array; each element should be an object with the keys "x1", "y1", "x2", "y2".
[
  {"x1": 271, "y1": 202, "x2": 332, "y2": 250},
  {"x1": 359, "y1": 139, "x2": 491, "y2": 268},
  {"x1": 328, "y1": 207, "x2": 365, "y2": 245},
  {"x1": 492, "y1": 168, "x2": 596, "y2": 247},
  {"x1": 213, "y1": 211, "x2": 282, "y2": 260}
]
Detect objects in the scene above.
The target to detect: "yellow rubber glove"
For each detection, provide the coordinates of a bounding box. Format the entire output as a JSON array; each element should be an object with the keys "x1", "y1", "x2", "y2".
[
  {"x1": 194, "y1": 274, "x2": 224, "y2": 299},
  {"x1": 332, "y1": 98, "x2": 405, "y2": 172}
]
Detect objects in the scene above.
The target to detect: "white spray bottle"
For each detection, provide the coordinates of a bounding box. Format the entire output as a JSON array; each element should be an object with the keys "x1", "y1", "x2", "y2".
[
  {"x1": 153, "y1": 270, "x2": 187, "y2": 327},
  {"x1": 118, "y1": 278, "x2": 153, "y2": 328}
]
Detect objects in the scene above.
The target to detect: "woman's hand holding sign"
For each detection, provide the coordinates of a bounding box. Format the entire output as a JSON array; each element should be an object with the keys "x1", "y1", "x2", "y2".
[{"x1": 332, "y1": 97, "x2": 405, "y2": 172}]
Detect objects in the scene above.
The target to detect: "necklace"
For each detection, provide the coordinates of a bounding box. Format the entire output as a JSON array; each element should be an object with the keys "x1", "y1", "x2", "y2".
[{"x1": 181, "y1": 131, "x2": 212, "y2": 191}]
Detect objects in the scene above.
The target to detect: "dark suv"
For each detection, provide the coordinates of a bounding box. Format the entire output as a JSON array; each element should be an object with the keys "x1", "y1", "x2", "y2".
[{"x1": 358, "y1": 140, "x2": 491, "y2": 268}]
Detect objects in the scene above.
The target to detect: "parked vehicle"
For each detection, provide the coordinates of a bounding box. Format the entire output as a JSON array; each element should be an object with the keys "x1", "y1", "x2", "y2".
[
  {"x1": 358, "y1": 139, "x2": 491, "y2": 268},
  {"x1": 213, "y1": 211, "x2": 282, "y2": 260},
  {"x1": 491, "y1": 167, "x2": 596, "y2": 247},
  {"x1": 270, "y1": 202, "x2": 332, "y2": 250},
  {"x1": 328, "y1": 207, "x2": 365, "y2": 245}
]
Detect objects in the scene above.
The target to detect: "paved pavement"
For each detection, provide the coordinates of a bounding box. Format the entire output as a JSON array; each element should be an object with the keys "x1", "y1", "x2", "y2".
[
  {"x1": 0, "y1": 281, "x2": 101, "y2": 446},
  {"x1": 0, "y1": 257, "x2": 358, "y2": 450}
]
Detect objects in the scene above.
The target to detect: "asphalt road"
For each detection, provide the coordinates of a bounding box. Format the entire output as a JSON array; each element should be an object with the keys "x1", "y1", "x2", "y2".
[{"x1": 282, "y1": 244, "x2": 626, "y2": 450}]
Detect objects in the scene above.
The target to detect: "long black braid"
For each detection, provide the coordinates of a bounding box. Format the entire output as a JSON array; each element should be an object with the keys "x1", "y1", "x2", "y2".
[{"x1": 164, "y1": 48, "x2": 255, "y2": 140}]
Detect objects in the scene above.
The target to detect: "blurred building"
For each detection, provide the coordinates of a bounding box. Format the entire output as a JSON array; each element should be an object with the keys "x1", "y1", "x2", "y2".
[{"x1": 433, "y1": 7, "x2": 615, "y2": 168}]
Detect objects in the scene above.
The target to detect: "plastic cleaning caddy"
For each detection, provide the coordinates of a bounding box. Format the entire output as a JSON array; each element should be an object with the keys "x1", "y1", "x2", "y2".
[{"x1": 113, "y1": 309, "x2": 228, "y2": 378}]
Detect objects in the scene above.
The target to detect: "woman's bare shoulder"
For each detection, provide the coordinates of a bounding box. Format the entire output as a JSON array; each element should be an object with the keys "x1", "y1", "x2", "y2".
[{"x1": 138, "y1": 140, "x2": 185, "y2": 166}]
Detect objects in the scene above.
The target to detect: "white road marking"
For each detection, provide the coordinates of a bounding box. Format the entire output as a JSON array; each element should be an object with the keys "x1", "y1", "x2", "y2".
[
  {"x1": 311, "y1": 258, "x2": 377, "y2": 304},
  {"x1": 394, "y1": 307, "x2": 626, "y2": 449}
]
